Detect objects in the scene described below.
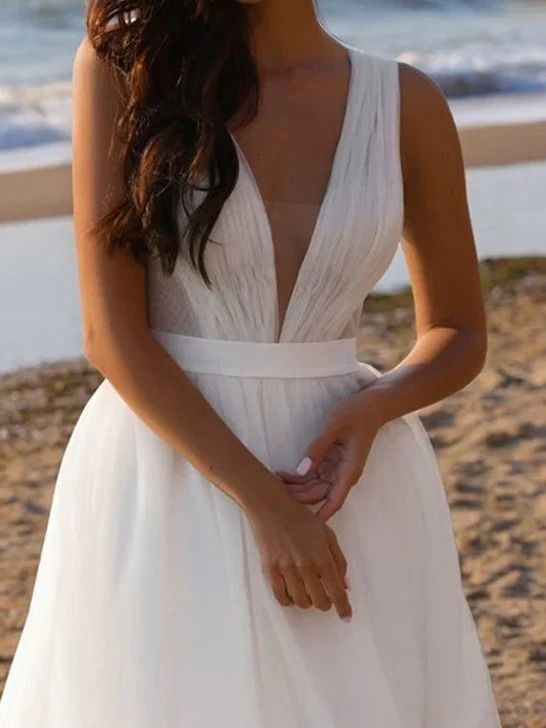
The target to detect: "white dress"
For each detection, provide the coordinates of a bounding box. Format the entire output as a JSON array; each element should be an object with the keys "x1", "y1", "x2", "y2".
[{"x1": 0, "y1": 46, "x2": 502, "y2": 727}]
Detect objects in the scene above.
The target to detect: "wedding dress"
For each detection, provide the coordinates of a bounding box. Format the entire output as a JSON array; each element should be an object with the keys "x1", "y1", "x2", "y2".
[{"x1": 0, "y1": 46, "x2": 502, "y2": 727}]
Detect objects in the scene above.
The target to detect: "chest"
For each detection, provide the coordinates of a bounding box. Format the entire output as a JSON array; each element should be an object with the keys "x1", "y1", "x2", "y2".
[
  {"x1": 168, "y1": 50, "x2": 404, "y2": 342},
  {"x1": 229, "y1": 66, "x2": 352, "y2": 208},
  {"x1": 226, "y1": 54, "x2": 356, "y2": 335}
]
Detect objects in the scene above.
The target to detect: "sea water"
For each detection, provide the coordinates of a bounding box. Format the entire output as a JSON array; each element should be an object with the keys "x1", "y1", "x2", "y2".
[{"x1": 2, "y1": 0, "x2": 546, "y2": 158}]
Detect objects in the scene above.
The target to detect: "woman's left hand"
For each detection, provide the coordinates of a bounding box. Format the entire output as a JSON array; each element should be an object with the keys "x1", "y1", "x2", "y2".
[{"x1": 274, "y1": 393, "x2": 386, "y2": 522}]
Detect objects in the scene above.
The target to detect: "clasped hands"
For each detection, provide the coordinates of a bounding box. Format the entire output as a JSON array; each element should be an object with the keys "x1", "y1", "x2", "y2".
[
  {"x1": 249, "y1": 390, "x2": 385, "y2": 621},
  {"x1": 274, "y1": 390, "x2": 385, "y2": 522}
]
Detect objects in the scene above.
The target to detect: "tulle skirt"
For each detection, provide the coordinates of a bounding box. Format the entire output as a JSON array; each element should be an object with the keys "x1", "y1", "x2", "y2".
[{"x1": 0, "y1": 331, "x2": 502, "y2": 727}]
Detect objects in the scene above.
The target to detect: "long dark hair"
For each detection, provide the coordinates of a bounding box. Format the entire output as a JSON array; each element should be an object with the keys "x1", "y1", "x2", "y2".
[{"x1": 86, "y1": 0, "x2": 260, "y2": 284}]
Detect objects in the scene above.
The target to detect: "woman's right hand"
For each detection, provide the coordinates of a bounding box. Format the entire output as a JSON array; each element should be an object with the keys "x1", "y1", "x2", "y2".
[{"x1": 244, "y1": 486, "x2": 352, "y2": 622}]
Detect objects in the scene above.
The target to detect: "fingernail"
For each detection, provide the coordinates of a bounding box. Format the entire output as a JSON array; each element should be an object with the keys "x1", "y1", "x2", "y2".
[
  {"x1": 342, "y1": 615, "x2": 352, "y2": 623},
  {"x1": 345, "y1": 575, "x2": 352, "y2": 591},
  {"x1": 296, "y1": 456, "x2": 312, "y2": 476}
]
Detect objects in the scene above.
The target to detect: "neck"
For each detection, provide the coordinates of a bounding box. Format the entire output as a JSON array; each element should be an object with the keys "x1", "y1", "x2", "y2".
[{"x1": 243, "y1": 0, "x2": 343, "y2": 72}]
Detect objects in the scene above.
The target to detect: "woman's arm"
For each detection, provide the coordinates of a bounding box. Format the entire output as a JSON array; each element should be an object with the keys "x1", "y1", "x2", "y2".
[
  {"x1": 72, "y1": 37, "x2": 278, "y2": 518},
  {"x1": 278, "y1": 62, "x2": 487, "y2": 520},
  {"x1": 71, "y1": 37, "x2": 351, "y2": 619},
  {"x1": 354, "y1": 61, "x2": 487, "y2": 421}
]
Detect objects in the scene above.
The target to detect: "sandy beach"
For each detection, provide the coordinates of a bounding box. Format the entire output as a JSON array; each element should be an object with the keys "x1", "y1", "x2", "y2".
[{"x1": 0, "y1": 255, "x2": 545, "y2": 725}]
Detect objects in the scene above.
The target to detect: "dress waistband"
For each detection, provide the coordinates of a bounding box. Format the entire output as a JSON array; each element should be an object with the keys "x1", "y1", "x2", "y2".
[{"x1": 151, "y1": 329, "x2": 360, "y2": 379}]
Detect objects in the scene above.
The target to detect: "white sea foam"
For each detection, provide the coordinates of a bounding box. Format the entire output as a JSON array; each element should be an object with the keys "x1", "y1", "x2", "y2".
[
  {"x1": 0, "y1": 81, "x2": 72, "y2": 153},
  {"x1": 1, "y1": 0, "x2": 545, "y2": 158}
]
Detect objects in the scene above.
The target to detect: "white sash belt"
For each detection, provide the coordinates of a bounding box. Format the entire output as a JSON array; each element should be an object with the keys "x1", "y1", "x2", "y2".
[{"x1": 151, "y1": 329, "x2": 360, "y2": 379}]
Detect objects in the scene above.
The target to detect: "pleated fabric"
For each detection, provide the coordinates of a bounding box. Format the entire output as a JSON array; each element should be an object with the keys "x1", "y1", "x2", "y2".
[{"x1": 0, "y1": 46, "x2": 502, "y2": 727}]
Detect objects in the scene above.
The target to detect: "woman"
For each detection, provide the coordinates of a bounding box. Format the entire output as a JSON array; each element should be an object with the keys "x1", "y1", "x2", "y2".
[{"x1": 0, "y1": 0, "x2": 502, "y2": 726}]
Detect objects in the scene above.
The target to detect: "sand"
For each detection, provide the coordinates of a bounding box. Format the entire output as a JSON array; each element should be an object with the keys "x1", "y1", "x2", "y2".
[
  {"x1": 0, "y1": 255, "x2": 545, "y2": 725},
  {"x1": 0, "y1": 163, "x2": 72, "y2": 223},
  {"x1": 361, "y1": 257, "x2": 546, "y2": 727},
  {"x1": 458, "y1": 120, "x2": 546, "y2": 168},
  {"x1": 450, "y1": 90, "x2": 546, "y2": 168}
]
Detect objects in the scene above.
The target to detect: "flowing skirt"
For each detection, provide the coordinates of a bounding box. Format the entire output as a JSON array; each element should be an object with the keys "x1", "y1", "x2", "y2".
[{"x1": 0, "y1": 332, "x2": 502, "y2": 727}]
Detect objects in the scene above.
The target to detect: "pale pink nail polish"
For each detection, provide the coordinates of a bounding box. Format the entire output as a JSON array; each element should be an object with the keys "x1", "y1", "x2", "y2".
[
  {"x1": 345, "y1": 575, "x2": 352, "y2": 591},
  {"x1": 296, "y1": 456, "x2": 312, "y2": 476}
]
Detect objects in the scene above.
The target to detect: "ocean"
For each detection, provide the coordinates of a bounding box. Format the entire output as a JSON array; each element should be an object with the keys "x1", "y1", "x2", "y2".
[{"x1": 1, "y1": 0, "x2": 546, "y2": 161}]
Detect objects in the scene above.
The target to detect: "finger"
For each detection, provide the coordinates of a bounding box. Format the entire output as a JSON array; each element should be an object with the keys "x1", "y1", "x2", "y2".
[
  {"x1": 295, "y1": 428, "x2": 339, "y2": 478},
  {"x1": 276, "y1": 460, "x2": 336, "y2": 486},
  {"x1": 284, "y1": 473, "x2": 331, "y2": 497},
  {"x1": 299, "y1": 565, "x2": 332, "y2": 612},
  {"x1": 278, "y1": 470, "x2": 334, "y2": 494},
  {"x1": 288, "y1": 482, "x2": 330, "y2": 504},
  {"x1": 282, "y1": 564, "x2": 312, "y2": 609},
  {"x1": 316, "y1": 483, "x2": 357, "y2": 521},
  {"x1": 316, "y1": 451, "x2": 362, "y2": 522},
  {"x1": 316, "y1": 485, "x2": 349, "y2": 521},
  {"x1": 316, "y1": 461, "x2": 337, "y2": 483},
  {"x1": 269, "y1": 568, "x2": 293, "y2": 607},
  {"x1": 283, "y1": 474, "x2": 326, "y2": 489},
  {"x1": 274, "y1": 469, "x2": 315, "y2": 485},
  {"x1": 275, "y1": 444, "x2": 341, "y2": 484},
  {"x1": 320, "y1": 558, "x2": 352, "y2": 622},
  {"x1": 325, "y1": 527, "x2": 349, "y2": 589},
  {"x1": 282, "y1": 477, "x2": 330, "y2": 504}
]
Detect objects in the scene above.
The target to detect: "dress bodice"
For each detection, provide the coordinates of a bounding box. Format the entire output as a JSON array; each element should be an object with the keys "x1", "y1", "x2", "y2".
[{"x1": 147, "y1": 47, "x2": 404, "y2": 344}]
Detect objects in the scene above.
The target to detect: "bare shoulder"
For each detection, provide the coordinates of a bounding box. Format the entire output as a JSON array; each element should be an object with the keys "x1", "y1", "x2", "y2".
[
  {"x1": 397, "y1": 61, "x2": 462, "y2": 174},
  {"x1": 71, "y1": 33, "x2": 128, "y2": 234},
  {"x1": 72, "y1": 35, "x2": 120, "y2": 100},
  {"x1": 72, "y1": 35, "x2": 96, "y2": 83},
  {"x1": 73, "y1": 34, "x2": 105, "y2": 77},
  {"x1": 398, "y1": 60, "x2": 455, "y2": 126}
]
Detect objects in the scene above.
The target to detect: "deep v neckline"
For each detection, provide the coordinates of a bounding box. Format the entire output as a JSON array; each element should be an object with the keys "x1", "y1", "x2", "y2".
[{"x1": 229, "y1": 46, "x2": 357, "y2": 342}]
